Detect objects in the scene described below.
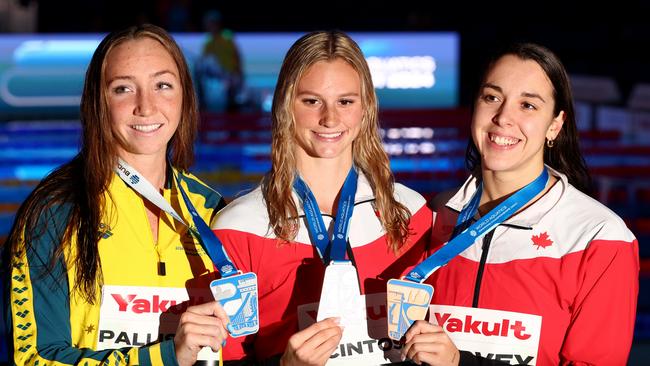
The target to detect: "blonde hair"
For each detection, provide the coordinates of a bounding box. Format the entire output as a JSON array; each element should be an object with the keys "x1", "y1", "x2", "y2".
[{"x1": 262, "y1": 30, "x2": 411, "y2": 252}]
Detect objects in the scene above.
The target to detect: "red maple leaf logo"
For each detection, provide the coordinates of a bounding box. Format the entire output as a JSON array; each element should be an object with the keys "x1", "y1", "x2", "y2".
[{"x1": 531, "y1": 232, "x2": 553, "y2": 250}]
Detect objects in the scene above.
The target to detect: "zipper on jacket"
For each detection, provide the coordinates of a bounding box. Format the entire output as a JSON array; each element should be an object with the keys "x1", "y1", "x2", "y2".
[{"x1": 472, "y1": 229, "x2": 495, "y2": 308}]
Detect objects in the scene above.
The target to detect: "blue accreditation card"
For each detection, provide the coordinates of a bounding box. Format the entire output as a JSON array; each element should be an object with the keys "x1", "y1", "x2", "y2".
[
  {"x1": 209, "y1": 272, "x2": 259, "y2": 338},
  {"x1": 386, "y1": 279, "x2": 434, "y2": 340}
]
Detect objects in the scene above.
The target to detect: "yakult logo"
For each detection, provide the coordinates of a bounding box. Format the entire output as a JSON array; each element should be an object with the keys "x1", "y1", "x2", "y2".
[
  {"x1": 111, "y1": 293, "x2": 207, "y2": 314},
  {"x1": 434, "y1": 312, "x2": 531, "y2": 340}
]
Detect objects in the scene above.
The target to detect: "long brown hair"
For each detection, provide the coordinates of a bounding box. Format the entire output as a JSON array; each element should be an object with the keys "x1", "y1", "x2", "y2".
[
  {"x1": 466, "y1": 42, "x2": 592, "y2": 193},
  {"x1": 262, "y1": 30, "x2": 411, "y2": 252},
  {"x1": 2, "y1": 24, "x2": 198, "y2": 303}
]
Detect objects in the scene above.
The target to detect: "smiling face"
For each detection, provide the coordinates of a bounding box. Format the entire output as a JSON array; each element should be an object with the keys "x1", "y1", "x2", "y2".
[
  {"x1": 105, "y1": 37, "x2": 182, "y2": 164},
  {"x1": 292, "y1": 58, "x2": 363, "y2": 167},
  {"x1": 472, "y1": 54, "x2": 565, "y2": 182}
]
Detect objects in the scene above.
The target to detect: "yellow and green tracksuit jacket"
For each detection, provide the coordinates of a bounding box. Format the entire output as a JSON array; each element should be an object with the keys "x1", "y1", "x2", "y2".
[{"x1": 4, "y1": 169, "x2": 225, "y2": 365}]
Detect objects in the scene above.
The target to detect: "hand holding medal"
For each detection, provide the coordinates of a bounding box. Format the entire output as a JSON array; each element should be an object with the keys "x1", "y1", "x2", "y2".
[
  {"x1": 171, "y1": 168, "x2": 260, "y2": 338},
  {"x1": 294, "y1": 168, "x2": 364, "y2": 329},
  {"x1": 387, "y1": 168, "x2": 550, "y2": 341}
]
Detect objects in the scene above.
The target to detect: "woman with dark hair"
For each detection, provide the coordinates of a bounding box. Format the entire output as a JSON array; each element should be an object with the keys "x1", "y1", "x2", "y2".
[
  {"x1": 2, "y1": 24, "x2": 229, "y2": 365},
  {"x1": 402, "y1": 43, "x2": 638, "y2": 365},
  {"x1": 212, "y1": 30, "x2": 432, "y2": 365}
]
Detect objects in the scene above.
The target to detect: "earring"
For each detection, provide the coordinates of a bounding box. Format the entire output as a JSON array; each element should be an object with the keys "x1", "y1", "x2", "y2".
[{"x1": 546, "y1": 139, "x2": 555, "y2": 148}]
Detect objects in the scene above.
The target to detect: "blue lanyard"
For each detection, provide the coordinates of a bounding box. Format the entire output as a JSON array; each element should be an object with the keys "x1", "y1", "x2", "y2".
[
  {"x1": 405, "y1": 168, "x2": 549, "y2": 283},
  {"x1": 115, "y1": 159, "x2": 239, "y2": 278},
  {"x1": 293, "y1": 168, "x2": 358, "y2": 263},
  {"x1": 173, "y1": 173, "x2": 239, "y2": 278},
  {"x1": 449, "y1": 181, "x2": 482, "y2": 240}
]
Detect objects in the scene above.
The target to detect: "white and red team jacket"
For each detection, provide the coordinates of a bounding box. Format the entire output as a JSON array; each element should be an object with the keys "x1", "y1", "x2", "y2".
[
  {"x1": 211, "y1": 173, "x2": 432, "y2": 362},
  {"x1": 429, "y1": 168, "x2": 639, "y2": 365}
]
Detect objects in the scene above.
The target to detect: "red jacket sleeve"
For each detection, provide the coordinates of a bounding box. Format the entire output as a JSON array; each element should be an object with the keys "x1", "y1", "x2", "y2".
[{"x1": 559, "y1": 238, "x2": 639, "y2": 365}]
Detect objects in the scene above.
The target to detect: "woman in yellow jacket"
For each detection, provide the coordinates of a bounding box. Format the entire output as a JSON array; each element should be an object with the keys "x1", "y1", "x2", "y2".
[{"x1": 2, "y1": 24, "x2": 229, "y2": 366}]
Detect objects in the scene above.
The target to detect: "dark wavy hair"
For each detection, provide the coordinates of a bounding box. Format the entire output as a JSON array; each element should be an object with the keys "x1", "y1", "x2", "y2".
[
  {"x1": 465, "y1": 42, "x2": 592, "y2": 194},
  {"x1": 2, "y1": 24, "x2": 198, "y2": 303}
]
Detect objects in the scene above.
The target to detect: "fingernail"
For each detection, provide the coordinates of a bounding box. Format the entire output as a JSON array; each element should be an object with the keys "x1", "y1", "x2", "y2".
[
  {"x1": 227, "y1": 323, "x2": 235, "y2": 333},
  {"x1": 332, "y1": 317, "x2": 341, "y2": 324},
  {"x1": 400, "y1": 353, "x2": 406, "y2": 362}
]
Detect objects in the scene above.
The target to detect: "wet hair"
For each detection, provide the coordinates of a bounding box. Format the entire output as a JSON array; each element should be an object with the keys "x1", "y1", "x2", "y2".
[
  {"x1": 3, "y1": 24, "x2": 198, "y2": 303},
  {"x1": 262, "y1": 30, "x2": 411, "y2": 251}
]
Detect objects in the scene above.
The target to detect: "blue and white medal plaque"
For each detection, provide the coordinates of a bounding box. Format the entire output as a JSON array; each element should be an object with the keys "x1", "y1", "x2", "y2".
[{"x1": 210, "y1": 272, "x2": 259, "y2": 337}]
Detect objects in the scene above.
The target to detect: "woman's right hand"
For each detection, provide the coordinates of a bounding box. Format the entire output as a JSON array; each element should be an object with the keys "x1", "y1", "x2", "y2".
[
  {"x1": 173, "y1": 301, "x2": 230, "y2": 366},
  {"x1": 402, "y1": 320, "x2": 460, "y2": 366},
  {"x1": 280, "y1": 317, "x2": 344, "y2": 366}
]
